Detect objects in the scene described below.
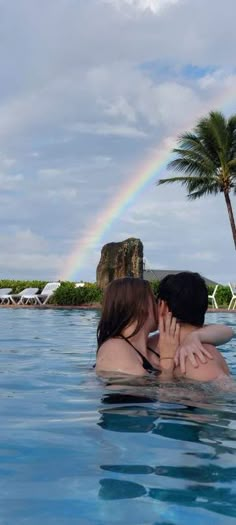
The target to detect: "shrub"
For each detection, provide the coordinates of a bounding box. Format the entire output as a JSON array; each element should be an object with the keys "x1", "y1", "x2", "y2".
[
  {"x1": 0, "y1": 279, "x2": 232, "y2": 308},
  {"x1": 207, "y1": 284, "x2": 232, "y2": 308},
  {"x1": 51, "y1": 282, "x2": 103, "y2": 305},
  {"x1": 0, "y1": 280, "x2": 47, "y2": 294},
  {"x1": 150, "y1": 280, "x2": 160, "y2": 298}
]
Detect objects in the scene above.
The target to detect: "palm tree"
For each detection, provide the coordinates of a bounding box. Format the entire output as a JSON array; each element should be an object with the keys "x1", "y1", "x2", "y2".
[{"x1": 158, "y1": 111, "x2": 236, "y2": 249}]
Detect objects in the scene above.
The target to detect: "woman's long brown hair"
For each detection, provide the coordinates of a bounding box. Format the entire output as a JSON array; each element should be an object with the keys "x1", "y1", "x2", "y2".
[{"x1": 97, "y1": 277, "x2": 156, "y2": 351}]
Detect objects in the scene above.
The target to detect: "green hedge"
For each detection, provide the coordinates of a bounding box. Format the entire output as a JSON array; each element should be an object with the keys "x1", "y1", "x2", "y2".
[
  {"x1": 51, "y1": 280, "x2": 233, "y2": 307},
  {"x1": 207, "y1": 284, "x2": 231, "y2": 308},
  {"x1": 150, "y1": 280, "x2": 160, "y2": 297},
  {"x1": 0, "y1": 279, "x2": 233, "y2": 307},
  {"x1": 50, "y1": 282, "x2": 103, "y2": 305},
  {"x1": 0, "y1": 279, "x2": 47, "y2": 294}
]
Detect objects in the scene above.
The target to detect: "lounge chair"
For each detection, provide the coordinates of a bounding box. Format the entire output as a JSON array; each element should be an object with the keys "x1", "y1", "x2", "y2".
[
  {"x1": 0, "y1": 288, "x2": 12, "y2": 305},
  {"x1": 208, "y1": 284, "x2": 218, "y2": 309},
  {"x1": 1, "y1": 288, "x2": 41, "y2": 305},
  {"x1": 228, "y1": 282, "x2": 236, "y2": 310},
  {"x1": 17, "y1": 288, "x2": 40, "y2": 305},
  {"x1": 37, "y1": 282, "x2": 61, "y2": 304}
]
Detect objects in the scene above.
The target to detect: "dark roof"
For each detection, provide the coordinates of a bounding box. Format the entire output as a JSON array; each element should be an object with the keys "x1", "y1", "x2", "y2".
[{"x1": 144, "y1": 269, "x2": 218, "y2": 286}]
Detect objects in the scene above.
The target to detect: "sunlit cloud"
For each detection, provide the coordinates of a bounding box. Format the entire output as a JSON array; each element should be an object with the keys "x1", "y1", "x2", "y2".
[{"x1": 103, "y1": 0, "x2": 180, "y2": 14}]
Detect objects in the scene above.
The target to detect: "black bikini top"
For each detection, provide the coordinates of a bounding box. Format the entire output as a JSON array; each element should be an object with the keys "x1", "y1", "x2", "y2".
[{"x1": 119, "y1": 335, "x2": 160, "y2": 373}]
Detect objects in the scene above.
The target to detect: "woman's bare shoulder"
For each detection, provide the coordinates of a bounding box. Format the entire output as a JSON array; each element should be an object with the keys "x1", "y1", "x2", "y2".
[
  {"x1": 96, "y1": 338, "x2": 145, "y2": 375},
  {"x1": 98, "y1": 338, "x2": 126, "y2": 354}
]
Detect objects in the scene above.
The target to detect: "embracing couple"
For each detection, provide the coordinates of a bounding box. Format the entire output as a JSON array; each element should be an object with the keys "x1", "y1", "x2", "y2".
[{"x1": 96, "y1": 272, "x2": 233, "y2": 382}]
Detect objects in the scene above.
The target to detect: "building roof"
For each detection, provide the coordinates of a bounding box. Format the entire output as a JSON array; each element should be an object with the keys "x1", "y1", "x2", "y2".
[{"x1": 144, "y1": 269, "x2": 218, "y2": 286}]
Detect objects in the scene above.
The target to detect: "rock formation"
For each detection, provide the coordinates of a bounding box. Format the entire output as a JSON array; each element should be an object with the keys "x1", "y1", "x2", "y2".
[{"x1": 96, "y1": 238, "x2": 143, "y2": 289}]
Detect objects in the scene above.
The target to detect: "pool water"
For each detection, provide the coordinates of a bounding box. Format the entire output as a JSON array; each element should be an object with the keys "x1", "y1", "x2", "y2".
[{"x1": 0, "y1": 309, "x2": 236, "y2": 525}]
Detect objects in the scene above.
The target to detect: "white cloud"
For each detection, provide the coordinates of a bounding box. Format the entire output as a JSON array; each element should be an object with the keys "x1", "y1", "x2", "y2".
[
  {"x1": 38, "y1": 168, "x2": 64, "y2": 178},
  {"x1": 70, "y1": 121, "x2": 147, "y2": 138},
  {"x1": 0, "y1": 173, "x2": 23, "y2": 191},
  {"x1": 0, "y1": 0, "x2": 235, "y2": 281},
  {"x1": 0, "y1": 156, "x2": 16, "y2": 168},
  {"x1": 104, "y1": 96, "x2": 137, "y2": 123},
  {"x1": 46, "y1": 188, "x2": 78, "y2": 200},
  {"x1": 103, "y1": 0, "x2": 180, "y2": 14},
  {"x1": 0, "y1": 229, "x2": 61, "y2": 278},
  {"x1": 180, "y1": 251, "x2": 217, "y2": 263},
  {"x1": 29, "y1": 151, "x2": 40, "y2": 158}
]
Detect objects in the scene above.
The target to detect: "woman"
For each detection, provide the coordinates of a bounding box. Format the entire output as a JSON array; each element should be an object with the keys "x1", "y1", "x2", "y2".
[{"x1": 96, "y1": 277, "x2": 232, "y2": 378}]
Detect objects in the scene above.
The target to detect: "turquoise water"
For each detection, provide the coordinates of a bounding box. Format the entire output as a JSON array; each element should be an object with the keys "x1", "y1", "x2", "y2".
[{"x1": 0, "y1": 309, "x2": 236, "y2": 525}]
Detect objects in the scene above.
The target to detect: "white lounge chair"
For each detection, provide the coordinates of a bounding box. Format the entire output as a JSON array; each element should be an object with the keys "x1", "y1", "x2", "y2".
[
  {"x1": 228, "y1": 282, "x2": 236, "y2": 310},
  {"x1": 75, "y1": 282, "x2": 85, "y2": 288},
  {"x1": 37, "y1": 282, "x2": 61, "y2": 304},
  {"x1": 0, "y1": 288, "x2": 12, "y2": 305},
  {"x1": 208, "y1": 285, "x2": 218, "y2": 309},
  {"x1": 1, "y1": 288, "x2": 40, "y2": 305},
  {"x1": 17, "y1": 288, "x2": 40, "y2": 305}
]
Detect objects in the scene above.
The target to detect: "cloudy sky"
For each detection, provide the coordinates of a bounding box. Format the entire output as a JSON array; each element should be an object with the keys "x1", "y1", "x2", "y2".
[{"x1": 0, "y1": 0, "x2": 236, "y2": 283}]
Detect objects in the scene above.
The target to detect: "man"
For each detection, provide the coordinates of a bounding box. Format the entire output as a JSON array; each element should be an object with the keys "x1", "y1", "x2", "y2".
[{"x1": 154, "y1": 272, "x2": 231, "y2": 381}]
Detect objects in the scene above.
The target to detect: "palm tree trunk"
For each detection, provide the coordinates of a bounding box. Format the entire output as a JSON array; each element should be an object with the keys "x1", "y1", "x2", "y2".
[{"x1": 224, "y1": 191, "x2": 236, "y2": 250}]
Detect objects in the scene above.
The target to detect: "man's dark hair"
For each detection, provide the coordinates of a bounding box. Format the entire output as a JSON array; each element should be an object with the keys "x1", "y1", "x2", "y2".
[{"x1": 157, "y1": 271, "x2": 208, "y2": 327}]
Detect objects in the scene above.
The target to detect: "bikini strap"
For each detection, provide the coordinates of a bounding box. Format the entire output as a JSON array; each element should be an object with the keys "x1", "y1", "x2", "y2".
[
  {"x1": 147, "y1": 346, "x2": 160, "y2": 358},
  {"x1": 119, "y1": 335, "x2": 158, "y2": 372},
  {"x1": 119, "y1": 334, "x2": 144, "y2": 358}
]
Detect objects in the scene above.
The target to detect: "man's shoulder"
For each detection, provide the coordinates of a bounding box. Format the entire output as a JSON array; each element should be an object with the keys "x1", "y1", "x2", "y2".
[
  {"x1": 202, "y1": 343, "x2": 218, "y2": 355},
  {"x1": 202, "y1": 343, "x2": 228, "y2": 363},
  {"x1": 184, "y1": 344, "x2": 229, "y2": 381}
]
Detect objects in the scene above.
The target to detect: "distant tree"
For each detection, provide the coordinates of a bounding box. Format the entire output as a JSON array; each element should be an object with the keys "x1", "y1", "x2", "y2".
[{"x1": 158, "y1": 111, "x2": 236, "y2": 249}]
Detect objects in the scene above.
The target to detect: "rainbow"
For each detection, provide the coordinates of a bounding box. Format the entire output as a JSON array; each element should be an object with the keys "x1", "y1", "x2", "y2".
[{"x1": 60, "y1": 79, "x2": 236, "y2": 281}]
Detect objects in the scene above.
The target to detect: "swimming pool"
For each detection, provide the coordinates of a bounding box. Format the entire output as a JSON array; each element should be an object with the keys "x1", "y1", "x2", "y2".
[{"x1": 0, "y1": 309, "x2": 235, "y2": 524}]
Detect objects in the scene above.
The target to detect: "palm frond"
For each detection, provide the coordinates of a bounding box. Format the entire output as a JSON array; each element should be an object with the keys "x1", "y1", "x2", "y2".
[
  {"x1": 174, "y1": 132, "x2": 217, "y2": 165},
  {"x1": 194, "y1": 116, "x2": 221, "y2": 164},
  {"x1": 186, "y1": 176, "x2": 219, "y2": 194},
  {"x1": 188, "y1": 183, "x2": 220, "y2": 200},
  {"x1": 227, "y1": 115, "x2": 236, "y2": 160},
  {"x1": 208, "y1": 112, "x2": 228, "y2": 157},
  {"x1": 160, "y1": 111, "x2": 236, "y2": 207},
  {"x1": 158, "y1": 176, "x2": 189, "y2": 186},
  {"x1": 158, "y1": 175, "x2": 220, "y2": 195},
  {"x1": 168, "y1": 156, "x2": 214, "y2": 177}
]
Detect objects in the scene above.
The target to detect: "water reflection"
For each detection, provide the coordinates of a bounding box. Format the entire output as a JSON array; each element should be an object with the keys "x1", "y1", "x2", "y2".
[
  {"x1": 99, "y1": 478, "x2": 147, "y2": 500},
  {"x1": 149, "y1": 484, "x2": 236, "y2": 518},
  {"x1": 98, "y1": 405, "x2": 158, "y2": 433},
  {"x1": 98, "y1": 477, "x2": 236, "y2": 518},
  {"x1": 97, "y1": 388, "x2": 236, "y2": 518}
]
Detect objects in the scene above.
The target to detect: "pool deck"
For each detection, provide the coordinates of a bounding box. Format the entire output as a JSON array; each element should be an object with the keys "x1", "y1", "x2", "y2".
[{"x1": 0, "y1": 304, "x2": 235, "y2": 312}]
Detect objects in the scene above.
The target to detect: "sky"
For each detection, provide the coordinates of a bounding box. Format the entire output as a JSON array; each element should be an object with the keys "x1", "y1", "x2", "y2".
[{"x1": 0, "y1": 0, "x2": 236, "y2": 284}]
